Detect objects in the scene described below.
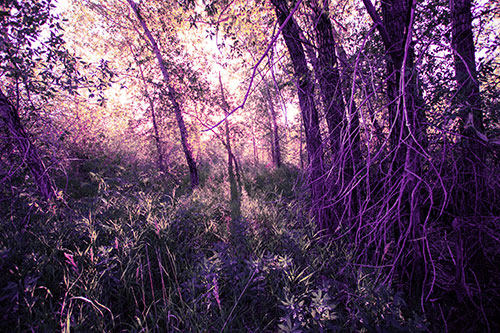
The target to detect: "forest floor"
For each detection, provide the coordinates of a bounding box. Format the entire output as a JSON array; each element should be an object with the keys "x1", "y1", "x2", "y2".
[{"x1": 1, "y1": 157, "x2": 429, "y2": 331}]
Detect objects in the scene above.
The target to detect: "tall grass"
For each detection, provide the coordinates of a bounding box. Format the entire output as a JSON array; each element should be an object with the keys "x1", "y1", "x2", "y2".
[{"x1": 1, "y1": 160, "x2": 427, "y2": 331}]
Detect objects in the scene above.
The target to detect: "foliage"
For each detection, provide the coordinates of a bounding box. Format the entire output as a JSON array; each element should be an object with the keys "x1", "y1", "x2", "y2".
[{"x1": 244, "y1": 163, "x2": 303, "y2": 200}]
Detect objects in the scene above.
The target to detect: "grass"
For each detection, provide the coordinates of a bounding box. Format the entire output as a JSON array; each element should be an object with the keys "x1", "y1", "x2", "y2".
[{"x1": 0, "y1": 160, "x2": 427, "y2": 332}]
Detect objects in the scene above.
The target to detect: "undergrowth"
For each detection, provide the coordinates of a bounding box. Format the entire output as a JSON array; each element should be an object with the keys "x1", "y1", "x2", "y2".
[{"x1": 0, "y1": 160, "x2": 427, "y2": 332}]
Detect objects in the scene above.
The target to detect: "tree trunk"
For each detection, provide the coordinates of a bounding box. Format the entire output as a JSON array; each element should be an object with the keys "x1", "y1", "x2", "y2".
[
  {"x1": 127, "y1": 0, "x2": 199, "y2": 189},
  {"x1": 271, "y1": 0, "x2": 336, "y2": 233},
  {"x1": 219, "y1": 74, "x2": 241, "y2": 221},
  {"x1": 0, "y1": 89, "x2": 55, "y2": 199},
  {"x1": 265, "y1": 84, "x2": 282, "y2": 168},
  {"x1": 363, "y1": 0, "x2": 424, "y2": 291},
  {"x1": 330, "y1": 26, "x2": 363, "y2": 219},
  {"x1": 450, "y1": 0, "x2": 486, "y2": 215},
  {"x1": 310, "y1": 0, "x2": 364, "y2": 221},
  {"x1": 299, "y1": 121, "x2": 304, "y2": 170},
  {"x1": 311, "y1": 0, "x2": 346, "y2": 157},
  {"x1": 450, "y1": 0, "x2": 483, "y2": 134},
  {"x1": 381, "y1": 0, "x2": 411, "y2": 154},
  {"x1": 251, "y1": 123, "x2": 259, "y2": 165},
  {"x1": 130, "y1": 45, "x2": 165, "y2": 173}
]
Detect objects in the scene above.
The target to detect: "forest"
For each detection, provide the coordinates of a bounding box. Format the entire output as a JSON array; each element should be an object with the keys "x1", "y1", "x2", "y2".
[{"x1": 1, "y1": 0, "x2": 499, "y2": 331}]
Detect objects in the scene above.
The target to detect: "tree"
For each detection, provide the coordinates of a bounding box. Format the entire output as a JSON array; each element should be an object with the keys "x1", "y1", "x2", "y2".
[
  {"x1": 450, "y1": 0, "x2": 484, "y2": 135},
  {"x1": 307, "y1": 0, "x2": 362, "y2": 219},
  {"x1": 219, "y1": 74, "x2": 241, "y2": 221},
  {"x1": 270, "y1": 0, "x2": 336, "y2": 233},
  {"x1": 362, "y1": 0, "x2": 426, "y2": 293},
  {"x1": 450, "y1": 0, "x2": 486, "y2": 215},
  {"x1": 0, "y1": 90, "x2": 55, "y2": 199},
  {"x1": 309, "y1": 0, "x2": 346, "y2": 157},
  {"x1": 264, "y1": 81, "x2": 282, "y2": 168},
  {"x1": 0, "y1": 0, "x2": 85, "y2": 199},
  {"x1": 126, "y1": 0, "x2": 199, "y2": 189},
  {"x1": 249, "y1": 60, "x2": 283, "y2": 169},
  {"x1": 124, "y1": 44, "x2": 160, "y2": 167}
]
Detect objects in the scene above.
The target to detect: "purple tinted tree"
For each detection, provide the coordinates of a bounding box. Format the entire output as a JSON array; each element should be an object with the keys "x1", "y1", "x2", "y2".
[
  {"x1": 310, "y1": 0, "x2": 346, "y2": 157},
  {"x1": 0, "y1": 90, "x2": 55, "y2": 199},
  {"x1": 308, "y1": 0, "x2": 362, "y2": 219},
  {"x1": 450, "y1": 0, "x2": 486, "y2": 215},
  {"x1": 0, "y1": 1, "x2": 87, "y2": 200},
  {"x1": 270, "y1": 0, "x2": 337, "y2": 233},
  {"x1": 127, "y1": 0, "x2": 199, "y2": 189},
  {"x1": 219, "y1": 73, "x2": 241, "y2": 221},
  {"x1": 362, "y1": 0, "x2": 426, "y2": 292},
  {"x1": 264, "y1": 82, "x2": 282, "y2": 168}
]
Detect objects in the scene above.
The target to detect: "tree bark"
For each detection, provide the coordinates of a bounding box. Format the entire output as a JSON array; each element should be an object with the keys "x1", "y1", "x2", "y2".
[
  {"x1": 363, "y1": 0, "x2": 424, "y2": 291},
  {"x1": 450, "y1": 0, "x2": 485, "y2": 214},
  {"x1": 450, "y1": 0, "x2": 483, "y2": 133},
  {"x1": 271, "y1": 0, "x2": 336, "y2": 233},
  {"x1": 310, "y1": 0, "x2": 363, "y2": 220},
  {"x1": 310, "y1": 0, "x2": 345, "y2": 157},
  {"x1": 127, "y1": 0, "x2": 199, "y2": 189},
  {"x1": 248, "y1": 49, "x2": 282, "y2": 169},
  {"x1": 329, "y1": 25, "x2": 363, "y2": 219}
]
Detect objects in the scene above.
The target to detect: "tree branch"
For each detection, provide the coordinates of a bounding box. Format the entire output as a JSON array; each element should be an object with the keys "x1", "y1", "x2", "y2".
[
  {"x1": 361, "y1": 0, "x2": 392, "y2": 49},
  {"x1": 203, "y1": 0, "x2": 304, "y2": 132}
]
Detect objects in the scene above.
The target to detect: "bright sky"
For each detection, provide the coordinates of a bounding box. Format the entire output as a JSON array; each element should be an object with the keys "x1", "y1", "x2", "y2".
[{"x1": 54, "y1": 0, "x2": 70, "y2": 14}]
